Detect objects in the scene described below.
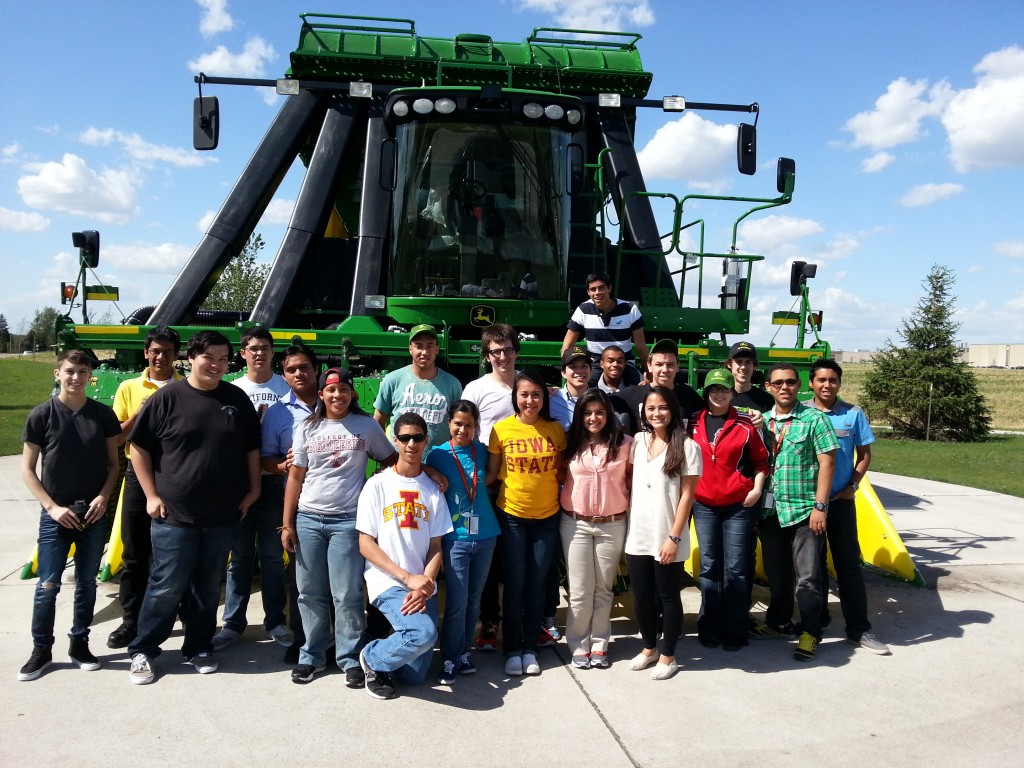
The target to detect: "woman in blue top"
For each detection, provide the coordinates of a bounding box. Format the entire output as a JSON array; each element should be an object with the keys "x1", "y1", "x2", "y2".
[{"x1": 425, "y1": 400, "x2": 500, "y2": 685}]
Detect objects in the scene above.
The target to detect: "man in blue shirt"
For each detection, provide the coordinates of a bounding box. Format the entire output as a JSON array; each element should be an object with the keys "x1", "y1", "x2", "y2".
[{"x1": 809, "y1": 359, "x2": 890, "y2": 655}]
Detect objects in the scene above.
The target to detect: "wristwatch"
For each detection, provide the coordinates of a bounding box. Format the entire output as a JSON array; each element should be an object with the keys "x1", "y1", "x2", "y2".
[
  {"x1": 813, "y1": 501, "x2": 827, "y2": 512},
  {"x1": 850, "y1": 481, "x2": 860, "y2": 491},
  {"x1": 668, "y1": 534, "x2": 682, "y2": 544}
]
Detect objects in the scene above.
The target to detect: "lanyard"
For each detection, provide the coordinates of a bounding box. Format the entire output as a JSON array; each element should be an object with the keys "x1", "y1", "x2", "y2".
[
  {"x1": 770, "y1": 417, "x2": 791, "y2": 459},
  {"x1": 449, "y1": 441, "x2": 478, "y2": 507}
]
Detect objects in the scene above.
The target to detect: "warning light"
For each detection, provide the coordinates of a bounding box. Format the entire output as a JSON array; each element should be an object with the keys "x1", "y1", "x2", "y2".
[{"x1": 61, "y1": 282, "x2": 78, "y2": 305}]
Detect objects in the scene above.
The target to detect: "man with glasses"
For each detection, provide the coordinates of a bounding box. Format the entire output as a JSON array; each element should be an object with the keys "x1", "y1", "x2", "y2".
[
  {"x1": 107, "y1": 326, "x2": 182, "y2": 650},
  {"x1": 214, "y1": 327, "x2": 293, "y2": 651},
  {"x1": 374, "y1": 324, "x2": 462, "y2": 448},
  {"x1": 357, "y1": 413, "x2": 453, "y2": 699},
  {"x1": 462, "y1": 323, "x2": 520, "y2": 651},
  {"x1": 757, "y1": 363, "x2": 838, "y2": 663},
  {"x1": 561, "y1": 271, "x2": 647, "y2": 387}
]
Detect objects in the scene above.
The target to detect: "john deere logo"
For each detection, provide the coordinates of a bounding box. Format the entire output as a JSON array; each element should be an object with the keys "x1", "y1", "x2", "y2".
[{"x1": 470, "y1": 305, "x2": 495, "y2": 328}]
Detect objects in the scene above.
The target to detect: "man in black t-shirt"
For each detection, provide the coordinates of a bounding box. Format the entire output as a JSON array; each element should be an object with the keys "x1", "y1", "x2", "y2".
[
  {"x1": 726, "y1": 341, "x2": 775, "y2": 413},
  {"x1": 18, "y1": 349, "x2": 121, "y2": 682},
  {"x1": 613, "y1": 339, "x2": 703, "y2": 434},
  {"x1": 126, "y1": 331, "x2": 261, "y2": 685}
]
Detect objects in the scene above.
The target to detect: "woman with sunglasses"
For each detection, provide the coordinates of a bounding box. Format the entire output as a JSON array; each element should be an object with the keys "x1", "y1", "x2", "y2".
[
  {"x1": 625, "y1": 386, "x2": 701, "y2": 680},
  {"x1": 560, "y1": 389, "x2": 632, "y2": 669},
  {"x1": 425, "y1": 400, "x2": 500, "y2": 685},
  {"x1": 281, "y1": 368, "x2": 396, "y2": 687},
  {"x1": 486, "y1": 370, "x2": 566, "y2": 677},
  {"x1": 690, "y1": 369, "x2": 770, "y2": 651}
]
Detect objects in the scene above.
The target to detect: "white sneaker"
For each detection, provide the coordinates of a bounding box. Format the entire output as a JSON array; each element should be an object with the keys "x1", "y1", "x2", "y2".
[
  {"x1": 523, "y1": 652, "x2": 541, "y2": 675},
  {"x1": 629, "y1": 651, "x2": 658, "y2": 671},
  {"x1": 266, "y1": 624, "x2": 294, "y2": 648},
  {"x1": 855, "y1": 632, "x2": 891, "y2": 655},
  {"x1": 651, "y1": 660, "x2": 678, "y2": 680},
  {"x1": 211, "y1": 627, "x2": 242, "y2": 651},
  {"x1": 129, "y1": 653, "x2": 155, "y2": 685},
  {"x1": 504, "y1": 654, "x2": 523, "y2": 676},
  {"x1": 190, "y1": 652, "x2": 218, "y2": 674}
]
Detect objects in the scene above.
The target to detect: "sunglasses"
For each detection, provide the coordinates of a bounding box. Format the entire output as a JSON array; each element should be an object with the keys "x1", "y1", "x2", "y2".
[
  {"x1": 395, "y1": 433, "x2": 427, "y2": 444},
  {"x1": 488, "y1": 347, "x2": 516, "y2": 358},
  {"x1": 769, "y1": 378, "x2": 800, "y2": 388}
]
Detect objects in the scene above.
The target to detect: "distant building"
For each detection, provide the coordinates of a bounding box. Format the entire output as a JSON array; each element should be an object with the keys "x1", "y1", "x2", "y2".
[
  {"x1": 832, "y1": 345, "x2": 1024, "y2": 368},
  {"x1": 832, "y1": 350, "x2": 876, "y2": 364}
]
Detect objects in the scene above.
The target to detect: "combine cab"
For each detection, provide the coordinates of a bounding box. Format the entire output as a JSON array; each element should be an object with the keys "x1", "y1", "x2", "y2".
[{"x1": 56, "y1": 13, "x2": 830, "y2": 396}]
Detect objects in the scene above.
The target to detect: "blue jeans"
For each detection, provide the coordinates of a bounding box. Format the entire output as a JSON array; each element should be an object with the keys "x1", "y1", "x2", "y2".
[
  {"x1": 294, "y1": 511, "x2": 365, "y2": 670},
  {"x1": 693, "y1": 501, "x2": 756, "y2": 644},
  {"x1": 498, "y1": 511, "x2": 560, "y2": 656},
  {"x1": 759, "y1": 513, "x2": 825, "y2": 638},
  {"x1": 31, "y1": 508, "x2": 107, "y2": 648},
  {"x1": 363, "y1": 586, "x2": 438, "y2": 685},
  {"x1": 129, "y1": 520, "x2": 235, "y2": 659},
  {"x1": 440, "y1": 537, "x2": 497, "y2": 663},
  {"x1": 222, "y1": 477, "x2": 287, "y2": 633}
]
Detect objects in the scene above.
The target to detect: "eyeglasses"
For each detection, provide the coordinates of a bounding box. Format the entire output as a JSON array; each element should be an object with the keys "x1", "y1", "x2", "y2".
[
  {"x1": 244, "y1": 345, "x2": 272, "y2": 354},
  {"x1": 488, "y1": 347, "x2": 516, "y2": 358},
  {"x1": 395, "y1": 433, "x2": 427, "y2": 444},
  {"x1": 769, "y1": 378, "x2": 800, "y2": 388},
  {"x1": 147, "y1": 348, "x2": 175, "y2": 358}
]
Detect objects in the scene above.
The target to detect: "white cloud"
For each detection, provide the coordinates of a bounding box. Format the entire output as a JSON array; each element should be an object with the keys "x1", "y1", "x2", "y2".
[
  {"x1": 637, "y1": 112, "x2": 735, "y2": 192},
  {"x1": 1007, "y1": 293, "x2": 1024, "y2": 311},
  {"x1": 197, "y1": 210, "x2": 216, "y2": 232},
  {"x1": 0, "y1": 207, "x2": 50, "y2": 233},
  {"x1": 1, "y1": 142, "x2": 22, "y2": 164},
  {"x1": 861, "y1": 151, "x2": 895, "y2": 173},
  {"x1": 943, "y1": 46, "x2": 1024, "y2": 172},
  {"x1": 17, "y1": 154, "x2": 139, "y2": 224},
  {"x1": 736, "y1": 215, "x2": 824, "y2": 254},
  {"x1": 262, "y1": 198, "x2": 294, "y2": 226},
  {"x1": 197, "y1": 0, "x2": 234, "y2": 37},
  {"x1": 515, "y1": 0, "x2": 654, "y2": 31},
  {"x1": 844, "y1": 77, "x2": 953, "y2": 150},
  {"x1": 187, "y1": 37, "x2": 276, "y2": 78},
  {"x1": 102, "y1": 241, "x2": 192, "y2": 275},
  {"x1": 79, "y1": 128, "x2": 214, "y2": 168},
  {"x1": 967, "y1": 264, "x2": 985, "y2": 274},
  {"x1": 898, "y1": 182, "x2": 964, "y2": 208},
  {"x1": 994, "y1": 240, "x2": 1024, "y2": 259}
]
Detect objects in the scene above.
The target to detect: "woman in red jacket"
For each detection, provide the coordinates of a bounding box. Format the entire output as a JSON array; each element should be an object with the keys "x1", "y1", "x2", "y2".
[{"x1": 691, "y1": 368, "x2": 770, "y2": 651}]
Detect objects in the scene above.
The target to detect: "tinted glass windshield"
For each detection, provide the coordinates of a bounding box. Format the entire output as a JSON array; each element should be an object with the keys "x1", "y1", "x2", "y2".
[{"x1": 391, "y1": 122, "x2": 569, "y2": 300}]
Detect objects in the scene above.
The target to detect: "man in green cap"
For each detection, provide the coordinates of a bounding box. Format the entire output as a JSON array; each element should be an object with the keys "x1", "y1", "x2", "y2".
[{"x1": 373, "y1": 324, "x2": 463, "y2": 447}]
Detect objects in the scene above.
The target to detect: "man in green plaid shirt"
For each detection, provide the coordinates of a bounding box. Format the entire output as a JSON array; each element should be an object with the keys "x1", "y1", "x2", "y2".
[{"x1": 756, "y1": 363, "x2": 838, "y2": 662}]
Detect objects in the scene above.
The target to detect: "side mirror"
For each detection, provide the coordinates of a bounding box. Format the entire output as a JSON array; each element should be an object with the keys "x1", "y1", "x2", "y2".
[
  {"x1": 378, "y1": 138, "x2": 397, "y2": 192},
  {"x1": 71, "y1": 230, "x2": 100, "y2": 268},
  {"x1": 567, "y1": 143, "x2": 584, "y2": 196},
  {"x1": 737, "y1": 123, "x2": 756, "y2": 176},
  {"x1": 193, "y1": 96, "x2": 219, "y2": 151},
  {"x1": 777, "y1": 157, "x2": 796, "y2": 194},
  {"x1": 789, "y1": 260, "x2": 817, "y2": 296}
]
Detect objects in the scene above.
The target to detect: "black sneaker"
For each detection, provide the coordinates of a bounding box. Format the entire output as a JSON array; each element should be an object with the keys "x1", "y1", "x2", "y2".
[
  {"x1": 69, "y1": 637, "x2": 101, "y2": 671},
  {"x1": 291, "y1": 664, "x2": 325, "y2": 684},
  {"x1": 344, "y1": 666, "x2": 365, "y2": 689},
  {"x1": 18, "y1": 648, "x2": 52, "y2": 681},
  {"x1": 107, "y1": 622, "x2": 136, "y2": 649},
  {"x1": 359, "y1": 648, "x2": 395, "y2": 700}
]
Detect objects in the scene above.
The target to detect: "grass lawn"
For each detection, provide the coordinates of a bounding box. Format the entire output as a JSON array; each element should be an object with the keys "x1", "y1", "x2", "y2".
[
  {"x1": 871, "y1": 433, "x2": 1024, "y2": 498},
  {"x1": 0, "y1": 356, "x2": 57, "y2": 456}
]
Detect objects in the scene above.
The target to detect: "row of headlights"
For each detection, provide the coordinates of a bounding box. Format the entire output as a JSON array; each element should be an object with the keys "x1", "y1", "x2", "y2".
[{"x1": 390, "y1": 97, "x2": 581, "y2": 125}]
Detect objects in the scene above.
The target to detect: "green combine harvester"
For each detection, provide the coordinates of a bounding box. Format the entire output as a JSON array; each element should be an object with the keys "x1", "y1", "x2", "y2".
[{"x1": 56, "y1": 12, "x2": 830, "y2": 400}]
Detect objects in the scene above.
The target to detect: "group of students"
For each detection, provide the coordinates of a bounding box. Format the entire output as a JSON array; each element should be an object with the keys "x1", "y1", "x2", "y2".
[{"x1": 18, "y1": 272, "x2": 888, "y2": 692}]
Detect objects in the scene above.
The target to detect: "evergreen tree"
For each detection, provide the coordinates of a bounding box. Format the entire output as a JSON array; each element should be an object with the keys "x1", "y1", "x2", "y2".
[
  {"x1": 27, "y1": 307, "x2": 61, "y2": 352},
  {"x1": 201, "y1": 233, "x2": 270, "y2": 312},
  {"x1": 864, "y1": 265, "x2": 990, "y2": 442},
  {"x1": 0, "y1": 313, "x2": 10, "y2": 351}
]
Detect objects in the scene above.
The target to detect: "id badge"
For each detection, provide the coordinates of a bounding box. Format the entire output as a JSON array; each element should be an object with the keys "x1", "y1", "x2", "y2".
[
  {"x1": 464, "y1": 511, "x2": 479, "y2": 536},
  {"x1": 762, "y1": 492, "x2": 775, "y2": 512}
]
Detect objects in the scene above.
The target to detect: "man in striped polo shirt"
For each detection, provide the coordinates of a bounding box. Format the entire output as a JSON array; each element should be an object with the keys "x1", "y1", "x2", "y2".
[{"x1": 561, "y1": 271, "x2": 647, "y2": 387}]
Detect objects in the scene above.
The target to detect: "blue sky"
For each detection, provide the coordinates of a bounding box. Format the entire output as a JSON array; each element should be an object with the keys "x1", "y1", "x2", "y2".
[{"x1": 2, "y1": 0, "x2": 1022, "y2": 351}]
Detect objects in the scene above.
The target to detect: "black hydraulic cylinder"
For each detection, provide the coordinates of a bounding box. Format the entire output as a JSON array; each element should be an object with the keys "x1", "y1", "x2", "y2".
[
  {"x1": 250, "y1": 96, "x2": 363, "y2": 325},
  {"x1": 595, "y1": 108, "x2": 677, "y2": 300},
  {"x1": 149, "y1": 89, "x2": 324, "y2": 325},
  {"x1": 349, "y1": 104, "x2": 391, "y2": 316}
]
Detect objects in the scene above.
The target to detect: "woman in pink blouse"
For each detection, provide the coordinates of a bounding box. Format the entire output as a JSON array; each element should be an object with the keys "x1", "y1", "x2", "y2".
[{"x1": 559, "y1": 389, "x2": 633, "y2": 669}]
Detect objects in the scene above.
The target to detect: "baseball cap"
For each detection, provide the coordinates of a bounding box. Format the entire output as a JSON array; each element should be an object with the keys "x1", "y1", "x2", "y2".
[
  {"x1": 561, "y1": 344, "x2": 591, "y2": 367},
  {"x1": 650, "y1": 339, "x2": 679, "y2": 357},
  {"x1": 703, "y1": 368, "x2": 735, "y2": 390},
  {"x1": 728, "y1": 341, "x2": 757, "y2": 359},
  {"x1": 318, "y1": 367, "x2": 355, "y2": 390},
  {"x1": 409, "y1": 323, "x2": 438, "y2": 341}
]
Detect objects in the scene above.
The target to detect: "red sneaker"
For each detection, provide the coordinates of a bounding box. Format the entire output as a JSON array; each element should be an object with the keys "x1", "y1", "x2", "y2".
[{"x1": 475, "y1": 622, "x2": 499, "y2": 652}]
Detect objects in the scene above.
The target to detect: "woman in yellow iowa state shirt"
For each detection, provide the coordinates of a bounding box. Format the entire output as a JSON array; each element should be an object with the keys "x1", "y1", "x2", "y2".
[{"x1": 486, "y1": 370, "x2": 565, "y2": 678}]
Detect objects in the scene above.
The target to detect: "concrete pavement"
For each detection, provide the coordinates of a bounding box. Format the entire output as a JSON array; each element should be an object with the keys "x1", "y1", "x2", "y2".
[{"x1": 1, "y1": 456, "x2": 1022, "y2": 767}]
